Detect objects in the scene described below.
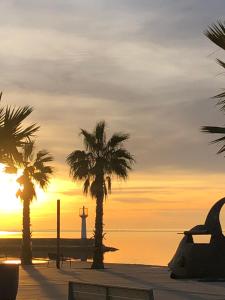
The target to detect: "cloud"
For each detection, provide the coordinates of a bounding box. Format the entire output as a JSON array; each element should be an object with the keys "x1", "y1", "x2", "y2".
[
  {"x1": 112, "y1": 197, "x2": 181, "y2": 204},
  {"x1": 1, "y1": 0, "x2": 225, "y2": 175}
]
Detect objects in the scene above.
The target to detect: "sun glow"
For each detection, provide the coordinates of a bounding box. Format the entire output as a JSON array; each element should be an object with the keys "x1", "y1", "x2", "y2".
[{"x1": 0, "y1": 164, "x2": 22, "y2": 212}]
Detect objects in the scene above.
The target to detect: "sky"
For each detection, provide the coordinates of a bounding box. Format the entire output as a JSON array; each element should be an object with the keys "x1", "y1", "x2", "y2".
[{"x1": 0, "y1": 0, "x2": 225, "y2": 234}]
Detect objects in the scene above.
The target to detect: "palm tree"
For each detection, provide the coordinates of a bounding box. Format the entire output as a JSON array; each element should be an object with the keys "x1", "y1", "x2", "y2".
[
  {"x1": 0, "y1": 92, "x2": 39, "y2": 164},
  {"x1": 66, "y1": 121, "x2": 134, "y2": 269},
  {"x1": 16, "y1": 141, "x2": 53, "y2": 265},
  {"x1": 202, "y1": 21, "x2": 225, "y2": 152}
]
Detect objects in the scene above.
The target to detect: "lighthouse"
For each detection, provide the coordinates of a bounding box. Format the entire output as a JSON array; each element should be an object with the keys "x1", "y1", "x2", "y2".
[{"x1": 79, "y1": 206, "x2": 88, "y2": 239}]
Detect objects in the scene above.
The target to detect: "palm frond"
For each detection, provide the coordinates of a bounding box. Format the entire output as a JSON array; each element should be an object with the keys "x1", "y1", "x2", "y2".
[
  {"x1": 32, "y1": 172, "x2": 51, "y2": 189},
  {"x1": 35, "y1": 150, "x2": 53, "y2": 163},
  {"x1": 103, "y1": 181, "x2": 108, "y2": 197},
  {"x1": 201, "y1": 126, "x2": 225, "y2": 134},
  {"x1": 111, "y1": 148, "x2": 135, "y2": 162},
  {"x1": 34, "y1": 150, "x2": 53, "y2": 170},
  {"x1": 4, "y1": 165, "x2": 17, "y2": 174},
  {"x1": 217, "y1": 58, "x2": 225, "y2": 69},
  {"x1": 201, "y1": 125, "x2": 225, "y2": 154},
  {"x1": 107, "y1": 133, "x2": 130, "y2": 148},
  {"x1": 15, "y1": 124, "x2": 39, "y2": 143},
  {"x1": 83, "y1": 177, "x2": 90, "y2": 194},
  {"x1": 4, "y1": 106, "x2": 39, "y2": 139},
  {"x1": 90, "y1": 179, "x2": 99, "y2": 198},
  {"x1": 94, "y1": 121, "x2": 106, "y2": 147},
  {"x1": 2, "y1": 155, "x2": 17, "y2": 173},
  {"x1": 0, "y1": 105, "x2": 39, "y2": 163},
  {"x1": 67, "y1": 150, "x2": 90, "y2": 180},
  {"x1": 16, "y1": 189, "x2": 22, "y2": 199},
  {"x1": 105, "y1": 176, "x2": 111, "y2": 194},
  {"x1": 205, "y1": 21, "x2": 225, "y2": 50},
  {"x1": 23, "y1": 141, "x2": 35, "y2": 162},
  {"x1": 67, "y1": 121, "x2": 134, "y2": 199},
  {"x1": 110, "y1": 159, "x2": 130, "y2": 179},
  {"x1": 66, "y1": 150, "x2": 87, "y2": 163},
  {"x1": 80, "y1": 129, "x2": 96, "y2": 151}
]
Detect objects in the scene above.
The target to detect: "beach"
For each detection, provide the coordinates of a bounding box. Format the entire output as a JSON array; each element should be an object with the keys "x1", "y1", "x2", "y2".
[{"x1": 17, "y1": 261, "x2": 225, "y2": 300}]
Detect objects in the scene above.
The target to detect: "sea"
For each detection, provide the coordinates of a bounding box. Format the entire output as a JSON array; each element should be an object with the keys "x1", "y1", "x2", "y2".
[{"x1": 0, "y1": 230, "x2": 184, "y2": 266}]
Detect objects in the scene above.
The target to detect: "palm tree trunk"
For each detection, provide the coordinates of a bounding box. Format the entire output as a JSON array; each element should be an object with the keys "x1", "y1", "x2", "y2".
[
  {"x1": 91, "y1": 181, "x2": 104, "y2": 269},
  {"x1": 21, "y1": 198, "x2": 32, "y2": 265}
]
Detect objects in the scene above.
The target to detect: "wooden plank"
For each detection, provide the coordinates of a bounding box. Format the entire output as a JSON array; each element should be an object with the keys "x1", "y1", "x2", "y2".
[
  {"x1": 68, "y1": 282, "x2": 154, "y2": 300},
  {"x1": 69, "y1": 282, "x2": 107, "y2": 300},
  {"x1": 108, "y1": 286, "x2": 154, "y2": 299}
]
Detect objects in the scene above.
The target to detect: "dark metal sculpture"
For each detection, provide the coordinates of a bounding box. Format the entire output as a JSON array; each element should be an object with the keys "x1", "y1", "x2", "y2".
[{"x1": 168, "y1": 197, "x2": 225, "y2": 278}]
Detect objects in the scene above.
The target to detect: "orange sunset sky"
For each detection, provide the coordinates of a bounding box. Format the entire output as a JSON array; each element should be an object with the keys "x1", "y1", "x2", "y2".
[{"x1": 1, "y1": 1, "x2": 225, "y2": 234}]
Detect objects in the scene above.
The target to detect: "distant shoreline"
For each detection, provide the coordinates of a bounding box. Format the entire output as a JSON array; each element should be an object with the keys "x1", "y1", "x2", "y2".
[{"x1": 0, "y1": 229, "x2": 189, "y2": 236}]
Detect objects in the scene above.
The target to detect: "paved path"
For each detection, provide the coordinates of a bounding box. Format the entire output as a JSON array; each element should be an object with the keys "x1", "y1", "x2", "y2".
[{"x1": 17, "y1": 262, "x2": 225, "y2": 299}]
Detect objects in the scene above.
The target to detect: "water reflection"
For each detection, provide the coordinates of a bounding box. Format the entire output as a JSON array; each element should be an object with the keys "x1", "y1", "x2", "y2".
[
  {"x1": 104, "y1": 231, "x2": 181, "y2": 266},
  {"x1": 3, "y1": 259, "x2": 47, "y2": 265}
]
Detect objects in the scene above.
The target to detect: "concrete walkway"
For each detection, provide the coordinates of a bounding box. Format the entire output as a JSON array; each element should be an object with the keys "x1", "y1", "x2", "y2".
[{"x1": 17, "y1": 262, "x2": 225, "y2": 299}]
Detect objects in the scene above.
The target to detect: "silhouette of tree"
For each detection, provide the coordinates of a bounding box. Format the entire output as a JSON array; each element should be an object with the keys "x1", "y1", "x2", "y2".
[
  {"x1": 66, "y1": 121, "x2": 134, "y2": 269},
  {"x1": 0, "y1": 92, "x2": 39, "y2": 165},
  {"x1": 202, "y1": 21, "x2": 225, "y2": 153},
  {"x1": 16, "y1": 141, "x2": 53, "y2": 265}
]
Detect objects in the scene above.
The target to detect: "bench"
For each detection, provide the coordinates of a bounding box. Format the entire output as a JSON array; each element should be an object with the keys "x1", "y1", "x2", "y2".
[
  {"x1": 68, "y1": 281, "x2": 154, "y2": 300},
  {"x1": 48, "y1": 253, "x2": 72, "y2": 267}
]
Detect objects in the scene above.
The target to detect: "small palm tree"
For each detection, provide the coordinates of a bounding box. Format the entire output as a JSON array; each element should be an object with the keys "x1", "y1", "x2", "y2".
[
  {"x1": 16, "y1": 141, "x2": 53, "y2": 265},
  {"x1": 202, "y1": 21, "x2": 225, "y2": 152},
  {"x1": 66, "y1": 121, "x2": 134, "y2": 269},
  {"x1": 0, "y1": 92, "x2": 39, "y2": 164}
]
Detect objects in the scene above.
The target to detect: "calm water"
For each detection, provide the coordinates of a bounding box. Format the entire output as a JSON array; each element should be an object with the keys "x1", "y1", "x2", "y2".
[{"x1": 0, "y1": 230, "x2": 182, "y2": 266}]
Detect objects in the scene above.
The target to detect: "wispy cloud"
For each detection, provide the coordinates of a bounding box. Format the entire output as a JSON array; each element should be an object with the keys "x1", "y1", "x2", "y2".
[{"x1": 0, "y1": 0, "x2": 225, "y2": 175}]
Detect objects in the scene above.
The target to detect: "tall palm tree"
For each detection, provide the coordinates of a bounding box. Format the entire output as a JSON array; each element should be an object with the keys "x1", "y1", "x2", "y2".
[
  {"x1": 0, "y1": 92, "x2": 39, "y2": 164},
  {"x1": 202, "y1": 21, "x2": 225, "y2": 152},
  {"x1": 16, "y1": 141, "x2": 53, "y2": 265},
  {"x1": 66, "y1": 121, "x2": 134, "y2": 269}
]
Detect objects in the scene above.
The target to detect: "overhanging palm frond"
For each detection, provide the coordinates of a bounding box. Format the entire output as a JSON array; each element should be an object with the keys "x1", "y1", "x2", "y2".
[
  {"x1": 212, "y1": 91, "x2": 225, "y2": 110},
  {"x1": 202, "y1": 126, "x2": 225, "y2": 153},
  {"x1": 205, "y1": 21, "x2": 225, "y2": 51},
  {"x1": 213, "y1": 89, "x2": 225, "y2": 99},
  {"x1": 201, "y1": 126, "x2": 225, "y2": 134},
  {"x1": 4, "y1": 106, "x2": 39, "y2": 138},
  {"x1": 0, "y1": 104, "x2": 39, "y2": 164}
]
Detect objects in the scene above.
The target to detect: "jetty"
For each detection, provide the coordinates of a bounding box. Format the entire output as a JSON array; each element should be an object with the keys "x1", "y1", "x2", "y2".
[{"x1": 0, "y1": 238, "x2": 117, "y2": 260}]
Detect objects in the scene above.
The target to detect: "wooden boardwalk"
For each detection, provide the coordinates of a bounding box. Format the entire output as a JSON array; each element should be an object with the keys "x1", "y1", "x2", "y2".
[{"x1": 17, "y1": 262, "x2": 225, "y2": 299}]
